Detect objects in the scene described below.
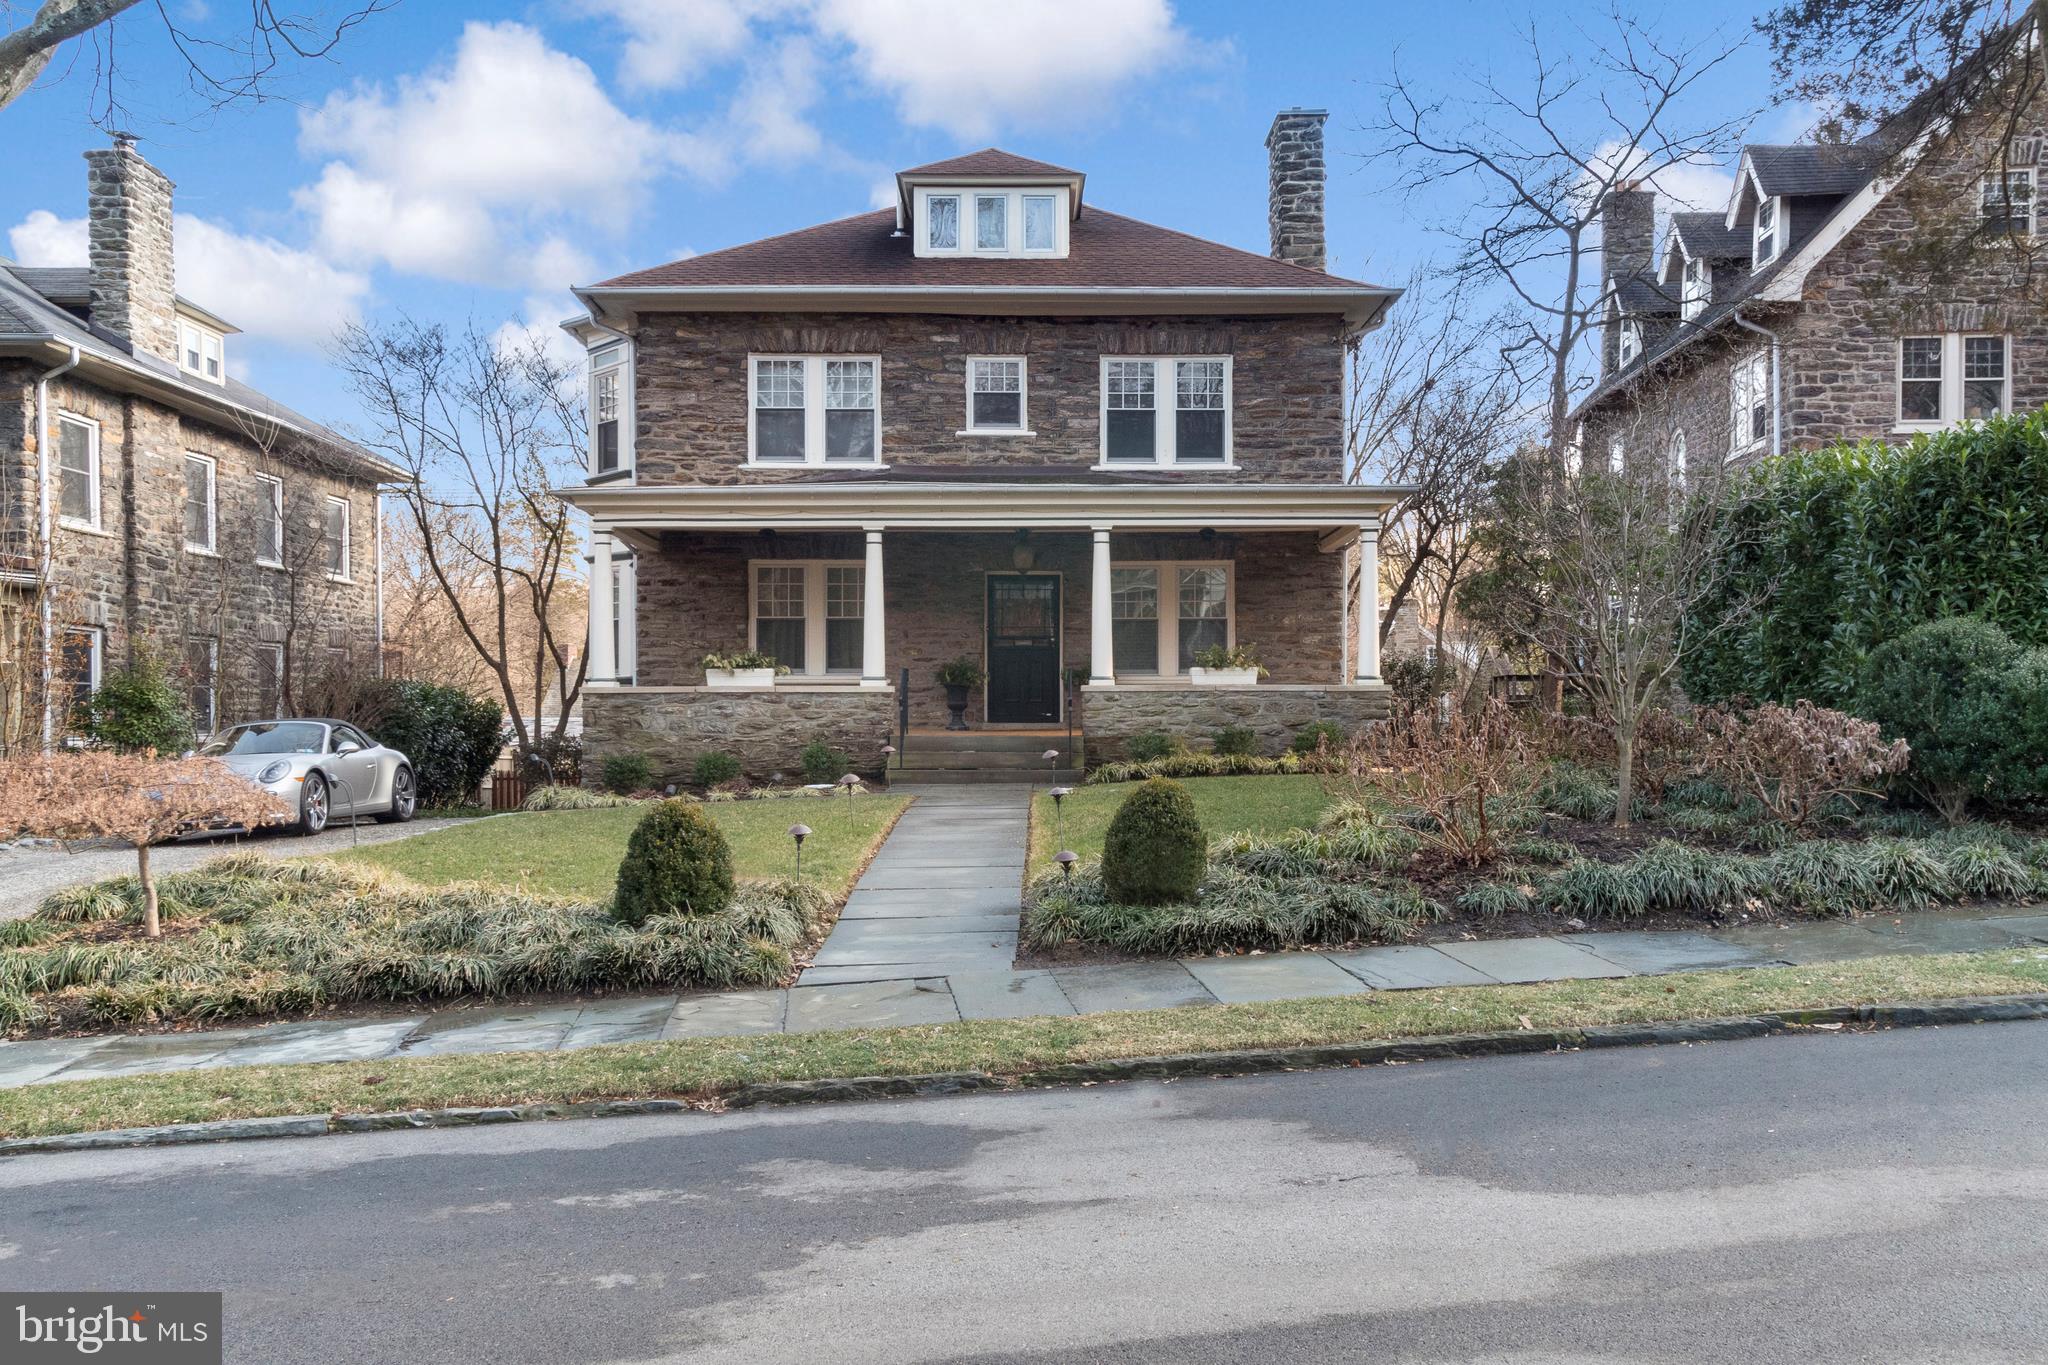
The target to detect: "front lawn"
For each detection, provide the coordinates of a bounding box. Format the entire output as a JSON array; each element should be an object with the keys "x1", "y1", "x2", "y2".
[
  {"x1": 4, "y1": 948, "x2": 2046, "y2": 1140},
  {"x1": 338, "y1": 794, "x2": 909, "y2": 900},
  {"x1": 1030, "y1": 774, "x2": 1334, "y2": 875}
]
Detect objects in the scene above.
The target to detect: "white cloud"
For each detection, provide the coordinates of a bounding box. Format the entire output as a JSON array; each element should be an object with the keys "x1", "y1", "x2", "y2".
[
  {"x1": 296, "y1": 21, "x2": 672, "y2": 284},
  {"x1": 7, "y1": 210, "x2": 367, "y2": 350},
  {"x1": 809, "y1": 0, "x2": 1192, "y2": 139},
  {"x1": 574, "y1": 0, "x2": 782, "y2": 91}
]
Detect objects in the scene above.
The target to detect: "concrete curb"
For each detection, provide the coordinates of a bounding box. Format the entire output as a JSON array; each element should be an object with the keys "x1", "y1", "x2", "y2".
[{"x1": 5, "y1": 993, "x2": 2046, "y2": 1157}]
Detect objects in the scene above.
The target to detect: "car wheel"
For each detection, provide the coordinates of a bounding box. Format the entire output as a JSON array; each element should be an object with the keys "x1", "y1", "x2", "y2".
[
  {"x1": 298, "y1": 772, "x2": 330, "y2": 837},
  {"x1": 377, "y1": 765, "x2": 417, "y2": 824}
]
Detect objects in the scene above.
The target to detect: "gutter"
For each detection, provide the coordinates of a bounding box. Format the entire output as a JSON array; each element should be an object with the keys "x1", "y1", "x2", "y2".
[
  {"x1": 33, "y1": 343, "x2": 81, "y2": 752},
  {"x1": 1730, "y1": 313, "x2": 1784, "y2": 457}
]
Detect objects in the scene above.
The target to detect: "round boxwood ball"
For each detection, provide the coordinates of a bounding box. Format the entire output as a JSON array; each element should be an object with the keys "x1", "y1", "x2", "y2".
[
  {"x1": 613, "y1": 798, "x2": 735, "y2": 923},
  {"x1": 1101, "y1": 777, "x2": 1208, "y2": 905}
]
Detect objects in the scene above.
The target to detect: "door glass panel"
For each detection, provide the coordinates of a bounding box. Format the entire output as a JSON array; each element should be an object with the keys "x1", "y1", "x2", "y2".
[
  {"x1": 1177, "y1": 567, "x2": 1228, "y2": 671},
  {"x1": 1111, "y1": 567, "x2": 1158, "y2": 673},
  {"x1": 825, "y1": 566, "x2": 863, "y2": 671},
  {"x1": 754, "y1": 566, "x2": 806, "y2": 672}
]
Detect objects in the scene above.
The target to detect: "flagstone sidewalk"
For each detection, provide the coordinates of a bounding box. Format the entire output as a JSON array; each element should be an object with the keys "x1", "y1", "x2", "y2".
[{"x1": 4, "y1": 782, "x2": 2047, "y2": 1090}]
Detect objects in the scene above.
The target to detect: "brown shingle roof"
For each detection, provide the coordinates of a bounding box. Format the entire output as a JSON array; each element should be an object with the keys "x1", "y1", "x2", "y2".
[
  {"x1": 594, "y1": 207, "x2": 1378, "y2": 291},
  {"x1": 899, "y1": 149, "x2": 1082, "y2": 178}
]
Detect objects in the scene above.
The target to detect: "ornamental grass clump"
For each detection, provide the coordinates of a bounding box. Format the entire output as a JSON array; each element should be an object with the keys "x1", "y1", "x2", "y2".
[
  {"x1": 522, "y1": 785, "x2": 644, "y2": 811},
  {"x1": 1101, "y1": 778, "x2": 1209, "y2": 905},
  {"x1": 611, "y1": 798, "x2": 736, "y2": 924}
]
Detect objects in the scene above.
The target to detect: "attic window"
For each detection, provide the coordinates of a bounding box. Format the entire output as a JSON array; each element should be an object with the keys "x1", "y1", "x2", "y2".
[
  {"x1": 1618, "y1": 320, "x2": 1642, "y2": 368},
  {"x1": 928, "y1": 195, "x2": 960, "y2": 250},
  {"x1": 1980, "y1": 169, "x2": 2036, "y2": 237},
  {"x1": 1682, "y1": 256, "x2": 1710, "y2": 320},
  {"x1": 915, "y1": 187, "x2": 1068, "y2": 258},
  {"x1": 179, "y1": 319, "x2": 224, "y2": 384},
  {"x1": 1752, "y1": 196, "x2": 1780, "y2": 267}
]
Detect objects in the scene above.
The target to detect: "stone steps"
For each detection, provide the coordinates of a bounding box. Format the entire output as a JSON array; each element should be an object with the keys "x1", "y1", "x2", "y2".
[{"x1": 902, "y1": 731, "x2": 1080, "y2": 754}]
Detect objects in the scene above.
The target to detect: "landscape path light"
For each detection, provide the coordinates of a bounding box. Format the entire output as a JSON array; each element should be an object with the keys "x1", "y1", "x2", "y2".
[
  {"x1": 788, "y1": 823, "x2": 812, "y2": 878},
  {"x1": 1055, "y1": 849, "x2": 1078, "y2": 885},
  {"x1": 837, "y1": 773, "x2": 863, "y2": 816},
  {"x1": 1049, "y1": 785, "x2": 1073, "y2": 846}
]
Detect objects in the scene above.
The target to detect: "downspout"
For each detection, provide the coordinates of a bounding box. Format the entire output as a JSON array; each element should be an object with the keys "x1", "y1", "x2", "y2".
[
  {"x1": 33, "y1": 344, "x2": 82, "y2": 752},
  {"x1": 1730, "y1": 313, "x2": 1783, "y2": 457}
]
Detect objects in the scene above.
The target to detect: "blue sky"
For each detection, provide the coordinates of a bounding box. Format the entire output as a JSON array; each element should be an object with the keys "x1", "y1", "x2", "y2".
[{"x1": 3, "y1": 0, "x2": 1789, "y2": 432}]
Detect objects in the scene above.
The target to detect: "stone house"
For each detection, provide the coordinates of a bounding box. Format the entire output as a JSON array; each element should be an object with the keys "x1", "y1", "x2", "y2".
[
  {"x1": 559, "y1": 113, "x2": 1409, "y2": 780},
  {"x1": 0, "y1": 137, "x2": 398, "y2": 751},
  {"x1": 1575, "y1": 68, "x2": 2048, "y2": 475}
]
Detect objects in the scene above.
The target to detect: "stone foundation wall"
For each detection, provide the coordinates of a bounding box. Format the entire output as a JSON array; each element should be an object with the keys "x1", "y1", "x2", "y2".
[
  {"x1": 582, "y1": 686, "x2": 897, "y2": 783},
  {"x1": 1080, "y1": 684, "x2": 1392, "y2": 761}
]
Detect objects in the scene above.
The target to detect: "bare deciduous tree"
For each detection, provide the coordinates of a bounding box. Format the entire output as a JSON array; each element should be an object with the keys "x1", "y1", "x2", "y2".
[{"x1": 334, "y1": 319, "x2": 588, "y2": 769}]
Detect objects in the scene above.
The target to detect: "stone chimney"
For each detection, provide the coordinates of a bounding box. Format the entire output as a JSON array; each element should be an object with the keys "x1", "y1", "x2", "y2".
[
  {"x1": 85, "y1": 134, "x2": 178, "y2": 361},
  {"x1": 1599, "y1": 180, "x2": 1656, "y2": 375},
  {"x1": 1266, "y1": 108, "x2": 1327, "y2": 272}
]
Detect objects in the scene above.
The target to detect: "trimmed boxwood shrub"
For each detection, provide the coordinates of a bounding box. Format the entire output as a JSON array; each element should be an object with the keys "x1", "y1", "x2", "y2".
[
  {"x1": 601, "y1": 753, "x2": 656, "y2": 794},
  {"x1": 1124, "y1": 730, "x2": 1180, "y2": 763},
  {"x1": 1212, "y1": 725, "x2": 1257, "y2": 757},
  {"x1": 1685, "y1": 412, "x2": 2048, "y2": 707},
  {"x1": 612, "y1": 798, "x2": 735, "y2": 924},
  {"x1": 1101, "y1": 777, "x2": 1208, "y2": 905},
  {"x1": 799, "y1": 740, "x2": 852, "y2": 783},
  {"x1": 1291, "y1": 720, "x2": 1345, "y2": 755},
  {"x1": 78, "y1": 651, "x2": 192, "y2": 754},
  {"x1": 692, "y1": 751, "x2": 742, "y2": 786},
  {"x1": 372, "y1": 681, "x2": 503, "y2": 809}
]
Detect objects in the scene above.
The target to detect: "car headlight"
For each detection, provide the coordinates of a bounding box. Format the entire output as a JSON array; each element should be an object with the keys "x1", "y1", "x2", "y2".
[{"x1": 258, "y1": 761, "x2": 291, "y2": 784}]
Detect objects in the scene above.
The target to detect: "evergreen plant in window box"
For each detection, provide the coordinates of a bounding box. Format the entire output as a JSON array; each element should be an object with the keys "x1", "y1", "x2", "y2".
[
  {"x1": 702, "y1": 650, "x2": 789, "y2": 688},
  {"x1": 1188, "y1": 643, "x2": 1267, "y2": 687}
]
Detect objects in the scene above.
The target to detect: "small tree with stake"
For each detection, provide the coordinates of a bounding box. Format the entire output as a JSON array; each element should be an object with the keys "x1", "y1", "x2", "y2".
[{"x1": 0, "y1": 752, "x2": 290, "y2": 938}]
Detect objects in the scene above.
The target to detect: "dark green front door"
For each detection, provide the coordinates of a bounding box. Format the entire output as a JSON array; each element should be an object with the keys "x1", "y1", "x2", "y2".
[{"x1": 986, "y1": 574, "x2": 1060, "y2": 724}]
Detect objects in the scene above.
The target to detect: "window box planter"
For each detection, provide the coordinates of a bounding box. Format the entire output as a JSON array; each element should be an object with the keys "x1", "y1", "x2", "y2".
[
  {"x1": 1189, "y1": 666, "x2": 1260, "y2": 687},
  {"x1": 705, "y1": 667, "x2": 778, "y2": 689}
]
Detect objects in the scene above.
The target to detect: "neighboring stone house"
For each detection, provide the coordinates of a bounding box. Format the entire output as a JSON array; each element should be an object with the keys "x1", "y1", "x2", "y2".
[
  {"x1": 1576, "y1": 66, "x2": 2048, "y2": 476},
  {"x1": 559, "y1": 113, "x2": 1408, "y2": 779},
  {"x1": 0, "y1": 137, "x2": 398, "y2": 751}
]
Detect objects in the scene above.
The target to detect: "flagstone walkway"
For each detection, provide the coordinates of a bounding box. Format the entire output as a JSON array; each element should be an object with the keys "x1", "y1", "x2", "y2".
[{"x1": 4, "y1": 783, "x2": 2047, "y2": 1090}]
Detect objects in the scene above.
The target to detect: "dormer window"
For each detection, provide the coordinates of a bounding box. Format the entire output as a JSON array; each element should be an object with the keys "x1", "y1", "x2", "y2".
[
  {"x1": 1023, "y1": 195, "x2": 1057, "y2": 250},
  {"x1": 1682, "y1": 255, "x2": 1710, "y2": 320},
  {"x1": 927, "y1": 194, "x2": 961, "y2": 250},
  {"x1": 1752, "y1": 196, "x2": 1780, "y2": 267},
  {"x1": 915, "y1": 186, "x2": 1069, "y2": 258},
  {"x1": 179, "y1": 318, "x2": 224, "y2": 384},
  {"x1": 975, "y1": 194, "x2": 1007, "y2": 249},
  {"x1": 1618, "y1": 320, "x2": 1642, "y2": 368}
]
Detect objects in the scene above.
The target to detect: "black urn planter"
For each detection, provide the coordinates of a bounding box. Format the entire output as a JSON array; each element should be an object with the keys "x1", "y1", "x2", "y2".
[{"x1": 943, "y1": 682, "x2": 971, "y2": 730}]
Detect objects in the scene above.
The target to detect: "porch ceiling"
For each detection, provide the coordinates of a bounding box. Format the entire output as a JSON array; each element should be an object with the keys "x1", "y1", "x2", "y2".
[{"x1": 555, "y1": 479, "x2": 1415, "y2": 538}]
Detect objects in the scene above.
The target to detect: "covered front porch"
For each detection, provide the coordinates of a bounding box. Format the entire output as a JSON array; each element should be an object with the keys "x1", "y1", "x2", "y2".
[{"x1": 564, "y1": 481, "x2": 1408, "y2": 778}]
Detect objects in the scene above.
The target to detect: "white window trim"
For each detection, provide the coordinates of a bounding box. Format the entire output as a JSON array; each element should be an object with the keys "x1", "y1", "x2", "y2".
[
  {"x1": 1980, "y1": 167, "x2": 2037, "y2": 239},
  {"x1": 182, "y1": 452, "x2": 217, "y2": 555},
  {"x1": 1682, "y1": 255, "x2": 1710, "y2": 320},
  {"x1": 1607, "y1": 435, "x2": 1625, "y2": 474},
  {"x1": 1096, "y1": 356, "x2": 1236, "y2": 469},
  {"x1": 1894, "y1": 333, "x2": 2012, "y2": 432},
  {"x1": 1729, "y1": 351, "x2": 1770, "y2": 457},
  {"x1": 589, "y1": 342, "x2": 634, "y2": 477},
  {"x1": 961, "y1": 356, "x2": 1034, "y2": 436},
  {"x1": 1752, "y1": 195, "x2": 1782, "y2": 269},
  {"x1": 254, "y1": 473, "x2": 284, "y2": 567},
  {"x1": 54, "y1": 411, "x2": 102, "y2": 531},
  {"x1": 178, "y1": 319, "x2": 225, "y2": 385},
  {"x1": 255, "y1": 641, "x2": 285, "y2": 718},
  {"x1": 1617, "y1": 320, "x2": 1642, "y2": 368},
  {"x1": 188, "y1": 637, "x2": 218, "y2": 735},
  {"x1": 324, "y1": 495, "x2": 353, "y2": 582},
  {"x1": 745, "y1": 354, "x2": 886, "y2": 468},
  {"x1": 1107, "y1": 560, "x2": 1236, "y2": 678},
  {"x1": 747, "y1": 559, "x2": 865, "y2": 680},
  {"x1": 914, "y1": 186, "x2": 1070, "y2": 259},
  {"x1": 62, "y1": 625, "x2": 102, "y2": 713}
]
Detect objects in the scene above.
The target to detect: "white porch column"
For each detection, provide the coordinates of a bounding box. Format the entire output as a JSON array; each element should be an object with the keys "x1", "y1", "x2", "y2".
[
  {"x1": 1354, "y1": 520, "x2": 1382, "y2": 684},
  {"x1": 1089, "y1": 526, "x2": 1115, "y2": 685},
  {"x1": 587, "y1": 531, "x2": 616, "y2": 687},
  {"x1": 861, "y1": 527, "x2": 887, "y2": 687}
]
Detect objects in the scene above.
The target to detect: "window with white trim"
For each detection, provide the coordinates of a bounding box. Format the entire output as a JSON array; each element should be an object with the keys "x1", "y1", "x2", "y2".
[
  {"x1": 927, "y1": 194, "x2": 960, "y2": 250},
  {"x1": 749, "y1": 356, "x2": 882, "y2": 466},
  {"x1": 58, "y1": 626, "x2": 100, "y2": 727},
  {"x1": 1607, "y1": 435, "x2": 1624, "y2": 474},
  {"x1": 254, "y1": 642, "x2": 284, "y2": 719},
  {"x1": 966, "y1": 357, "x2": 1027, "y2": 433},
  {"x1": 178, "y1": 319, "x2": 224, "y2": 384},
  {"x1": 1100, "y1": 357, "x2": 1233, "y2": 466},
  {"x1": 1023, "y1": 194, "x2": 1057, "y2": 250},
  {"x1": 915, "y1": 186, "x2": 1068, "y2": 257},
  {"x1": 590, "y1": 342, "x2": 630, "y2": 475},
  {"x1": 56, "y1": 413, "x2": 99, "y2": 529},
  {"x1": 1730, "y1": 351, "x2": 1770, "y2": 455},
  {"x1": 1107, "y1": 562, "x2": 1233, "y2": 675},
  {"x1": 1981, "y1": 169, "x2": 2036, "y2": 238},
  {"x1": 975, "y1": 193, "x2": 1007, "y2": 250},
  {"x1": 1617, "y1": 320, "x2": 1642, "y2": 368},
  {"x1": 1669, "y1": 429, "x2": 1688, "y2": 488},
  {"x1": 1898, "y1": 334, "x2": 2010, "y2": 425},
  {"x1": 1682, "y1": 255, "x2": 1710, "y2": 320},
  {"x1": 183, "y1": 453, "x2": 216, "y2": 553},
  {"x1": 187, "y1": 637, "x2": 217, "y2": 735},
  {"x1": 1752, "y1": 195, "x2": 1781, "y2": 266},
  {"x1": 323, "y1": 496, "x2": 351, "y2": 579},
  {"x1": 749, "y1": 561, "x2": 863, "y2": 678},
  {"x1": 254, "y1": 474, "x2": 283, "y2": 566}
]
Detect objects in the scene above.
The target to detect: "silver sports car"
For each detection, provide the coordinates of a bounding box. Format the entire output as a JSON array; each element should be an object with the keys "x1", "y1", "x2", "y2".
[{"x1": 199, "y1": 719, "x2": 418, "y2": 836}]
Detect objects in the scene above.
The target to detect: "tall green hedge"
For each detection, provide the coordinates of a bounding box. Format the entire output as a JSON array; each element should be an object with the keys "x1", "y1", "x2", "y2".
[
  {"x1": 371, "y1": 681, "x2": 503, "y2": 809},
  {"x1": 1684, "y1": 412, "x2": 2048, "y2": 706}
]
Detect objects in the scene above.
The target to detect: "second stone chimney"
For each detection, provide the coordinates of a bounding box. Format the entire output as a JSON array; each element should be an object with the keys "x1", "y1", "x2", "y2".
[
  {"x1": 85, "y1": 134, "x2": 178, "y2": 361},
  {"x1": 1266, "y1": 108, "x2": 1327, "y2": 272},
  {"x1": 1599, "y1": 180, "x2": 1657, "y2": 375}
]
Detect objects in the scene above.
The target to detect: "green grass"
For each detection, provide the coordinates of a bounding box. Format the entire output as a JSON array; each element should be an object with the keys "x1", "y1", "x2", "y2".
[
  {"x1": 1031, "y1": 775, "x2": 1334, "y2": 875},
  {"x1": 338, "y1": 794, "x2": 910, "y2": 900},
  {"x1": 6, "y1": 949, "x2": 2047, "y2": 1140}
]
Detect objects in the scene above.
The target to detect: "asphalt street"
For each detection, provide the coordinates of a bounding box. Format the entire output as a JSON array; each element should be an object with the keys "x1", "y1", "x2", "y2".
[{"x1": 2, "y1": 1023, "x2": 2044, "y2": 1363}]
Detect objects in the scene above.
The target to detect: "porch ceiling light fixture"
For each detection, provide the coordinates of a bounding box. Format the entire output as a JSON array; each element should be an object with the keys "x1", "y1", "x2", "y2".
[{"x1": 1012, "y1": 528, "x2": 1035, "y2": 571}]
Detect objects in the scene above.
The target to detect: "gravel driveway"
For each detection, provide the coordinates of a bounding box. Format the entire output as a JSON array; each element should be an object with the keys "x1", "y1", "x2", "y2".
[{"x1": 0, "y1": 815, "x2": 483, "y2": 921}]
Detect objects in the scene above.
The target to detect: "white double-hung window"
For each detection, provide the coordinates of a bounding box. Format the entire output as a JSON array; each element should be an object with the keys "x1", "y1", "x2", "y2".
[
  {"x1": 56, "y1": 413, "x2": 100, "y2": 529},
  {"x1": 183, "y1": 453, "x2": 216, "y2": 553},
  {"x1": 749, "y1": 356, "x2": 882, "y2": 466},
  {"x1": 1107, "y1": 562, "x2": 1233, "y2": 675},
  {"x1": 323, "y1": 496, "x2": 351, "y2": 580},
  {"x1": 749, "y1": 561, "x2": 864, "y2": 677},
  {"x1": 1682, "y1": 256, "x2": 1710, "y2": 320},
  {"x1": 965, "y1": 357, "x2": 1028, "y2": 433},
  {"x1": 1729, "y1": 351, "x2": 1770, "y2": 456},
  {"x1": 1100, "y1": 356, "x2": 1232, "y2": 466},
  {"x1": 1752, "y1": 195, "x2": 1781, "y2": 266},
  {"x1": 1980, "y1": 169, "x2": 2036, "y2": 238},
  {"x1": 254, "y1": 474, "x2": 283, "y2": 566},
  {"x1": 590, "y1": 341, "x2": 631, "y2": 475},
  {"x1": 178, "y1": 319, "x2": 224, "y2": 384},
  {"x1": 1898, "y1": 334, "x2": 2009, "y2": 427}
]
